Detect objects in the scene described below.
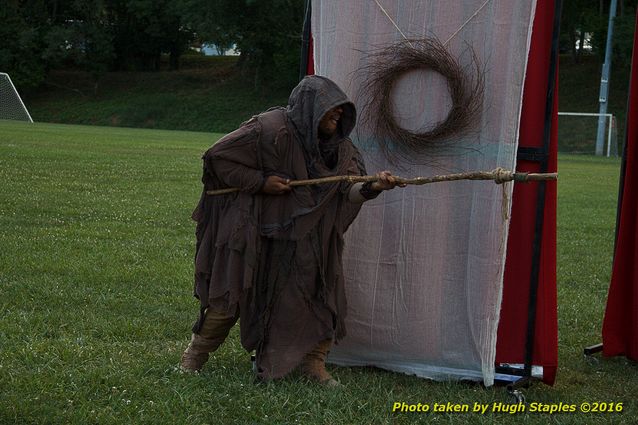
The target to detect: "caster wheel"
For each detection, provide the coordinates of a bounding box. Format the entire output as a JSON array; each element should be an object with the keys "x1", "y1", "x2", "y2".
[{"x1": 508, "y1": 389, "x2": 525, "y2": 404}]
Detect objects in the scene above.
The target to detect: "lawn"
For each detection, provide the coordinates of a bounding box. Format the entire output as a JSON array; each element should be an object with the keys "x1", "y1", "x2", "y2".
[{"x1": 0, "y1": 121, "x2": 636, "y2": 424}]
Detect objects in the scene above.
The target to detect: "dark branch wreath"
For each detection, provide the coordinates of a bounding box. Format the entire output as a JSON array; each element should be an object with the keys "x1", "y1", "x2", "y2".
[{"x1": 357, "y1": 38, "x2": 485, "y2": 164}]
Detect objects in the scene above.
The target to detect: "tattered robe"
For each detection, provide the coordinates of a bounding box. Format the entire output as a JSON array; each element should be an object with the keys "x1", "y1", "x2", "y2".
[{"x1": 191, "y1": 76, "x2": 366, "y2": 379}]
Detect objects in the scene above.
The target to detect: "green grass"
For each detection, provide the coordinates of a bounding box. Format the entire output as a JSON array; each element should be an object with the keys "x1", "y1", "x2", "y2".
[{"x1": 1, "y1": 121, "x2": 637, "y2": 424}]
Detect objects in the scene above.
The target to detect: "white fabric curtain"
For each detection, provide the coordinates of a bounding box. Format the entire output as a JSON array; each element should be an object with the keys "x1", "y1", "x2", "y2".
[{"x1": 313, "y1": 0, "x2": 537, "y2": 386}]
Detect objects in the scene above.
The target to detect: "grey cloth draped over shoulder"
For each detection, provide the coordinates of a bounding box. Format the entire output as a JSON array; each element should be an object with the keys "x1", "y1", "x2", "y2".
[{"x1": 190, "y1": 76, "x2": 367, "y2": 379}]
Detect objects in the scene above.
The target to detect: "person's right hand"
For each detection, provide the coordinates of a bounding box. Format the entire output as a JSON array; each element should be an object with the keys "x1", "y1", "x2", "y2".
[{"x1": 262, "y1": 175, "x2": 292, "y2": 195}]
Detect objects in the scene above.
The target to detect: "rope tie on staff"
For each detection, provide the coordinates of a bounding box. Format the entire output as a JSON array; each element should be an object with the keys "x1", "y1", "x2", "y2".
[
  {"x1": 494, "y1": 167, "x2": 509, "y2": 184},
  {"x1": 205, "y1": 168, "x2": 557, "y2": 196}
]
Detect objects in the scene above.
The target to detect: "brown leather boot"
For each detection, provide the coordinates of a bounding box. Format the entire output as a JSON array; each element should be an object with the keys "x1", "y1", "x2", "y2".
[
  {"x1": 300, "y1": 339, "x2": 340, "y2": 386},
  {"x1": 180, "y1": 309, "x2": 237, "y2": 372}
]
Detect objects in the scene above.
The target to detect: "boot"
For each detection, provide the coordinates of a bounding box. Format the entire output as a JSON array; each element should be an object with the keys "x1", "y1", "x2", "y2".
[
  {"x1": 300, "y1": 339, "x2": 340, "y2": 386},
  {"x1": 180, "y1": 309, "x2": 237, "y2": 372}
]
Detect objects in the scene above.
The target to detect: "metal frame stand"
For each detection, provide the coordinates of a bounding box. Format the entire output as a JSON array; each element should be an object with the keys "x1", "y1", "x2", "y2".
[{"x1": 584, "y1": 344, "x2": 604, "y2": 356}]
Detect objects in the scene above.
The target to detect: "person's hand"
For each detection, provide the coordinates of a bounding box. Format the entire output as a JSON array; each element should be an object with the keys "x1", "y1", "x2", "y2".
[
  {"x1": 262, "y1": 175, "x2": 292, "y2": 195},
  {"x1": 370, "y1": 171, "x2": 406, "y2": 191}
]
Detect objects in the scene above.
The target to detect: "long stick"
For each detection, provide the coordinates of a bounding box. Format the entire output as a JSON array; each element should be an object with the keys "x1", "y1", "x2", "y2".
[{"x1": 205, "y1": 168, "x2": 557, "y2": 196}]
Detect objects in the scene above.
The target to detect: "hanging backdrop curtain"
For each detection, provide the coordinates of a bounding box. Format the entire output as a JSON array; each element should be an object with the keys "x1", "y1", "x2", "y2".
[
  {"x1": 602, "y1": 11, "x2": 638, "y2": 361},
  {"x1": 496, "y1": 0, "x2": 559, "y2": 386},
  {"x1": 311, "y1": 0, "x2": 538, "y2": 386}
]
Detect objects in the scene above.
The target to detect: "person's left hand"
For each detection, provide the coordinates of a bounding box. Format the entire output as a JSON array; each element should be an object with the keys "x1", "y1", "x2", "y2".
[{"x1": 370, "y1": 171, "x2": 407, "y2": 191}]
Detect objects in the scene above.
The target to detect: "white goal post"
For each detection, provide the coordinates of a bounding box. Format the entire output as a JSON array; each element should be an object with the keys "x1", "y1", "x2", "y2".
[
  {"x1": 0, "y1": 72, "x2": 33, "y2": 123},
  {"x1": 558, "y1": 112, "x2": 617, "y2": 157}
]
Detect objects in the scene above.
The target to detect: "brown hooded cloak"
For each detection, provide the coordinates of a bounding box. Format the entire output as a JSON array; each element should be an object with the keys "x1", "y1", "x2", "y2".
[{"x1": 191, "y1": 76, "x2": 366, "y2": 379}]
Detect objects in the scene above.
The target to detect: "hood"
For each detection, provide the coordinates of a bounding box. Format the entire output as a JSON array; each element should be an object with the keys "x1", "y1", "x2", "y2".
[{"x1": 285, "y1": 76, "x2": 356, "y2": 175}]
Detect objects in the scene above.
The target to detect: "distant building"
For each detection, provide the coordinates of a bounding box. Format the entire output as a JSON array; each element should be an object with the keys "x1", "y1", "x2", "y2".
[
  {"x1": 575, "y1": 33, "x2": 593, "y2": 52},
  {"x1": 201, "y1": 43, "x2": 240, "y2": 56}
]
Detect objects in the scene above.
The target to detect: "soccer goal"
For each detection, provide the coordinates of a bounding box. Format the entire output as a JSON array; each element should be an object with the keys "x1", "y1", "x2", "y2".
[
  {"x1": 557, "y1": 112, "x2": 618, "y2": 156},
  {"x1": 0, "y1": 72, "x2": 33, "y2": 122}
]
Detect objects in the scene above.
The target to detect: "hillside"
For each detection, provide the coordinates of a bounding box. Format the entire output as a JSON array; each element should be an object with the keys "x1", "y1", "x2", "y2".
[
  {"x1": 24, "y1": 56, "x2": 293, "y2": 135},
  {"x1": 558, "y1": 55, "x2": 631, "y2": 154},
  {"x1": 23, "y1": 54, "x2": 633, "y2": 153}
]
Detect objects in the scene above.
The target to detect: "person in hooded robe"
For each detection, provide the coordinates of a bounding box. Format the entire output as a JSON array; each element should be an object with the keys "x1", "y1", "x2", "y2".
[{"x1": 180, "y1": 75, "x2": 402, "y2": 385}]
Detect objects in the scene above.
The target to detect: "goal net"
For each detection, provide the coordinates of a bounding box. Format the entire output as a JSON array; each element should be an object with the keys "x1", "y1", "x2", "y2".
[
  {"x1": 558, "y1": 112, "x2": 618, "y2": 156},
  {"x1": 0, "y1": 72, "x2": 33, "y2": 122}
]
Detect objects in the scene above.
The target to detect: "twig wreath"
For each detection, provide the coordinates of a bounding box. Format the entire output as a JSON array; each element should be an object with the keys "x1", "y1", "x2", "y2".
[{"x1": 358, "y1": 38, "x2": 485, "y2": 164}]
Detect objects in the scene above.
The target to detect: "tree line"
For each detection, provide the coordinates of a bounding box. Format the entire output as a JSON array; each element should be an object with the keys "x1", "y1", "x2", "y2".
[
  {"x1": 0, "y1": 0, "x2": 305, "y2": 91},
  {"x1": 2, "y1": 1, "x2": 636, "y2": 93},
  {"x1": 561, "y1": 0, "x2": 637, "y2": 65}
]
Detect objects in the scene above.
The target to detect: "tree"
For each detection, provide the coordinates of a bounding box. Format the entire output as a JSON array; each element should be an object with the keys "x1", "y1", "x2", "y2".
[
  {"x1": 0, "y1": 0, "x2": 305, "y2": 91},
  {"x1": 106, "y1": 0, "x2": 193, "y2": 71},
  {"x1": 43, "y1": 1, "x2": 114, "y2": 92},
  {"x1": 184, "y1": 0, "x2": 305, "y2": 88},
  {"x1": 560, "y1": 0, "x2": 601, "y2": 63},
  {"x1": 0, "y1": 0, "x2": 115, "y2": 91},
  {"x1": 561, "y1": 0, "x2": 638, "y2": 66},
  {"x1": 0, "y1": 0, "x2": 52, "y2": 90}
]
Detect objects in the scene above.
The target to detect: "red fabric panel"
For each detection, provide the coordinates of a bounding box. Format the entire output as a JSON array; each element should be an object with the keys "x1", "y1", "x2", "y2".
[
  {"x1": 495, "y1": 0, "x2": 558, "y2": 385},
  {"x1": 602, "y1": 12, "x2": 638, "y2": 361},
  {"x1": 307, "y1": 35, "x2": 315, "y2": 75}
]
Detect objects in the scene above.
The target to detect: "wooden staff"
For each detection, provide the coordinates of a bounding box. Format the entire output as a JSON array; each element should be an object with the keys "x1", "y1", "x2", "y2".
[{"x1": 205, "y1": 168, "x2": 557, "y2": 196}]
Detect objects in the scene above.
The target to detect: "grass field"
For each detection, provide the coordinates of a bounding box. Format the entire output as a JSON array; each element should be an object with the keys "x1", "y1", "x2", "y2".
[{"x1": 1, "y1": 121, "x2": 637, "y2": 424}]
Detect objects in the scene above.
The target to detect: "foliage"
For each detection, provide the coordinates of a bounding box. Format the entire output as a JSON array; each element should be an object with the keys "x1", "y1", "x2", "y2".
[
  {"x1": 588, "y1": 8, "x2": 637, "y2": 66},
  {"x1": 106, "y1": 0, "x2": 194, "y2": 71},
  {"x1": 0, "y1": 0, "x2": 305, "y2": 92},
  {"x1": 560, "y1": 0, "x2": 637, "y2": 65},
  {"x1": 559, "y1": 0, "x2": 597, "y2": 62},
  {"x1": 613, "y1": 9, "x2": 637, "y2": 66},
  {"x1": 184, "y1": 0, "x2": 305, "y2": 88},
  {"x1": 0, "y1": 1, "x2": 50, "y2": 90},
  {"x1": 0, "y1": 0, "x2": 116, "y2": 91},
  {"x1": 47, "y1": 1, "x2": 115, "y2": 90},
  {"x1": 0, "y1": 0, "x2": 198, "y2": 91}
]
